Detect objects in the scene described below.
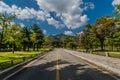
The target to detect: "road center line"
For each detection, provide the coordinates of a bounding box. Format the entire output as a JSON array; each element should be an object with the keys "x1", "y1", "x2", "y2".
[{"x1": 56, "y1": 53, "x2": 60, "y2": 80}]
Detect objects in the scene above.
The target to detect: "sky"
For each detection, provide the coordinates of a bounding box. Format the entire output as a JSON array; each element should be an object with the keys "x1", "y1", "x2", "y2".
[{"x1": 0, "y1": 0, "x2": 120, "y2": 36}]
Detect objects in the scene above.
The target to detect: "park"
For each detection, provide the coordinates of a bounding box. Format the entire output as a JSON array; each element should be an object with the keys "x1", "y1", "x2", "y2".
[{"x1": 0, "y1": 0, "x2": 120, "y2": 80}]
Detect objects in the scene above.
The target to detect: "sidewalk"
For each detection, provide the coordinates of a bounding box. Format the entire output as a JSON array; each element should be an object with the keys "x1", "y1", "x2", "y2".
[{"x1": 64, "y1": 49, "x2": 120, "y2": 76}]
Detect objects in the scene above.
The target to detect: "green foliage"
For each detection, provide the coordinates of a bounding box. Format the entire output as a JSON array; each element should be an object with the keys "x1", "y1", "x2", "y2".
[
  {"x1": 66, "y1": 41, "x2": 77, "y2": 49},
  {"x1": 0, "y1": 13, "x2": 45, "y2": 52},
  {"x1": 114, "y1": 4, "x2": 120, "y2": 18},
  {"x1": 31, "y1": 24, "x2": 44, "y2": 50},
  {"x1": 0, "y1": 13, "x2": 16, "y2": 49},
  {"x1": 20, "y1": 27, "x2": 31, "y2": 51},
  {"x1": 92, "y1": 16, "x2": 116, "y2": 50},
  {"x1": 5, "y1": 24, "x2": 20, "y2": 44},
  {"x1": 4, "y1": 23, "x2": 20, "y2": 53},
  {"x1": 79, "y1": 26, "x2": 99, "y2": 51},
  {"x1": 62, "y1": 35, "x2": 73, "y2": 48}
]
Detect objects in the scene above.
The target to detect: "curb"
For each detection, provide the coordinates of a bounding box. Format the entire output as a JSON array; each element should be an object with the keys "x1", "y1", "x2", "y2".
[
  {"x1": 64, "y1": 50, "x2": 120, "y2": 77},
  {"x1": 0, "y1": 52, "x2": 49, "y2": 80}
]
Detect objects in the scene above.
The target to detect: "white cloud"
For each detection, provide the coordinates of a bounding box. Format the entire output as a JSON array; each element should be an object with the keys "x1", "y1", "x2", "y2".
[
  {"x1": 0, "y1": 1, "x2": 45, "y2": 20},
  {"x1": 64, "y1": 31, "x2": 73, "y2": 36},
  {"x1": 36, "y1": 0, "x2": 93, "y2": 29},
  {"x1": 43, "y1": 29, "x2": 47, "y2": 35},
  {"x1": 112, "y1": 0, "x2": 120, "y2": 5},
  {"x1": 0, "y1": 0, "x2": 94, "y2": 29},
  {"x1": 20, "y1": 23, "x2": 25, "y2": 28},
  {"x1": 10, "y1": 22, "x2": 25, "y2": 28},
  {"x1": 84, "y1": 2, "x2": 95, "y2": 10},
  {"x1": 47, "y1": 17, "x2": 64, "y2": 29},
  {"x1": 0, "y1": 1, "x2": 11, "y2": 13}
]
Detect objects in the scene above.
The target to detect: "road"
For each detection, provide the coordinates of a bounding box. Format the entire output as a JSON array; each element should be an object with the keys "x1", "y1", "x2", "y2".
[{"x1": 6, "y1": 49, "x2": 120, "y2": 80}]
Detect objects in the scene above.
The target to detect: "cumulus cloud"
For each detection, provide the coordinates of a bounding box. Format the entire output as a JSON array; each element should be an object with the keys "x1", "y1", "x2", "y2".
[
  {"x1": 0, "y1": 0, "x2": 94, "y2": 29},
  {"x1": 47, "y1": 17, "x2": 64, "y2": 29},
  {"x1": 64, "y1": 31, "x2": 73, "y2": 36},
  {"x1": 0, "y1": 1, "x2": 45, "y2": 20},
  {"x1": 36, "y1": 0, "x2": 93, "y2": 29},
  {"x1": 112, "y1": 0, "x2": 120, "y2": 5}
]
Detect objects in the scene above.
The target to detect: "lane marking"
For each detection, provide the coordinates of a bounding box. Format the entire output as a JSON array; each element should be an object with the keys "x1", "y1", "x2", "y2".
[{"x1": 56, "y1": 53, "x2": 60, "y2": 80}]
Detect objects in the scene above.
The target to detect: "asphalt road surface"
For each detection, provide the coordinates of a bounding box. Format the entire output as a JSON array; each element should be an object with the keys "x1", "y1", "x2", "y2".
[{"x1": 6, "y1": 49, "x2": 120, "y2": 80}]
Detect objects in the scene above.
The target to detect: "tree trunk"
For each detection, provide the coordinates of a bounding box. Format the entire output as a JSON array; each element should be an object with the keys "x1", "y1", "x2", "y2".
[
  {"x1": 111, "y1": 43, "x2": 114, "y2": 51},
  {"x1": 23, "y1": 44, "x2": 26, "y2": 51},
  {"x1": 37, "y1": 44, "x2": 39, "y2": 51},
  {"x1": 100, "y1": 39, "x2": 104, "y2": 51},
  {"x1": 0, "y1": 31, "x2": 4, "y2": 51},
  {"x1": 12, "y1": 44, "x2": 14, "y2": 54},
  {"x1": 33, "y1": 44, "x2": 35, "y2": 51},
  {"x1": 27, "y1": 44, "x2": 30, "y2": 51}
]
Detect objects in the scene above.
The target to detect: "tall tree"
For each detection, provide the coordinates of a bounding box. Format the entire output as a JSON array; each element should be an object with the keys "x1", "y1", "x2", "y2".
[
  {"x1": 5, "y1": 23, "x2": 20, "y2": 53},
  {"x1": 31, "y1": 24, "x2": 44, "y2": 51},
  {"x1": 91, "y1": 16, "x2": 116, "y2": 51},
  {"x1": 80, "y1": 24, "x2": 99, "y2": 51},
  {"x1": 20, "y1": 27, "x2": 31, "y2": 51},
  {"x1": 0, "y1": 13, "x2": 16, "y2": 50}
]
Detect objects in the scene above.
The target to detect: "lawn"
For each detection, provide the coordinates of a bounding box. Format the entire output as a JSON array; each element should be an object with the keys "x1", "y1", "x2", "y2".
[
  {"x1": 77, "y1": 48, "x2": 120, "y2": 58},
  {"x1": 0, "y1": 48, "x2": 51, "y2": 71},
  {"x1": 92, "y1": 51, "x2": 120, "y2": 58}
]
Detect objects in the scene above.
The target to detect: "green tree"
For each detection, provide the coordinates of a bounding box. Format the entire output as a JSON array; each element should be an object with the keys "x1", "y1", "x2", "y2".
[
  {"x1": 113, "y1": 31, "x2": 120, "y2": 51},
  {"x1": 31, "y1": 24, "x2": 44, "y2": 51},
  {"x1": 66, "y1": 41, "x2": 77, "y2": 49},
  {"x1": 5, "y1": 24, "x2": 20, "y2": 53},
  {"x1": 44, "y1": 35, "x2": 54, "y2": 48},
  {"x1": 114, "y1": 4, "x2": 120, "y2": 19},
  {"x1": 62, "y1": 36, "x2": 72, "y2": 48},
  {"x1": 20, "y1": 27, "x2": 31, "y2": 51},
  {"x1": 91, "y1": 16, "x2": 116, "y2": 51},
  {"x1": 80, "y1": 24, "x2": 99, "y2": 51},
  {"x1": 0, "y1": 13, "x2": 16, "y2": 50}
]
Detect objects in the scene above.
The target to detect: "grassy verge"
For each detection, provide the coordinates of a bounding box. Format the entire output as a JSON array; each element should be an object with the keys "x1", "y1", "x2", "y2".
[
  {"x1": 0, "y1": 48, "x2": 51, "y2": 71},
  {"x1": 77, "y1": 48, "x2": 120, "y2": 59},
  {"x1": 92, "y1": 51, "x2": 120, "y2": 58}
]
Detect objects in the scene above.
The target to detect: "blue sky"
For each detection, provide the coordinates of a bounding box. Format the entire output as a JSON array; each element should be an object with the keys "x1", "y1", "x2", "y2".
[{"x1": 0, "y1": 0, "x2": 119, "y2": 36}]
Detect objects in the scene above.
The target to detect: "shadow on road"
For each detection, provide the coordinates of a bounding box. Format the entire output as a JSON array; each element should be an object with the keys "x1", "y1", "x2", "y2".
[{"x1": 8, "y1": 59, "x2": 118, "y2": 80}]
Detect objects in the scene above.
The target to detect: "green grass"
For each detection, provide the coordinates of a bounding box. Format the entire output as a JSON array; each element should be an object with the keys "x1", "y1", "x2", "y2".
[
  {"x1": 0, "y1": 48, "x2": 51, "y2": 71},
  {"x1": 77, "y1": 48, "x2": 120, "y2": 58},
  {"x1": 92, "y1": 51, "x2": 120, "y2": 58}
]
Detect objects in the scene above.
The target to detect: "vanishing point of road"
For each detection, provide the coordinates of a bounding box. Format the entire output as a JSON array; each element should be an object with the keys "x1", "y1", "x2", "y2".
[{"x1": 7, "y1": 49, "x2": 120, "y2": 80}]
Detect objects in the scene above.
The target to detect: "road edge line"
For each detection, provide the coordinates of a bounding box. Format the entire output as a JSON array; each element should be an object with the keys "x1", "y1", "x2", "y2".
[{"x1": 64, "y1": 50, "x2": 120, "y2": 80}]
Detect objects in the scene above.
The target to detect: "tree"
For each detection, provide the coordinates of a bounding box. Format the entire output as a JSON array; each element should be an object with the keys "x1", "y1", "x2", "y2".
[
  {"x1": 114, "y1": 4, "x2": 120, "y2": 19},
  {"x1": 79, "y1": 24, "x2": 99, "y2": 51},
  {"x1": 62, "y1": 36, "x2": 73, "y2": 48},
  {"x1": 44, "y1": 35, "x2": 54, "y2": 48},
  {"x1": 66, "y1": 41, "x2": 77, "y2": 49},
  {"x1": 31, "y1": 24, "x2": 44, "y2": 51},
  {"x1": 91, "y1": 16, "x2": 116, "y2": 51},
  {"x1": 20, "y1": 27, "x2": 31, "y2": 51},
  {"x1": 0, "y1": 13, "x2": 16, "y2": 50},
  {"x1": 5, "y1": 24, "x2": 20, "y2": 53},
  {"x1": 112, "y1": 31, "x2": 120, "y2": 51}
]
